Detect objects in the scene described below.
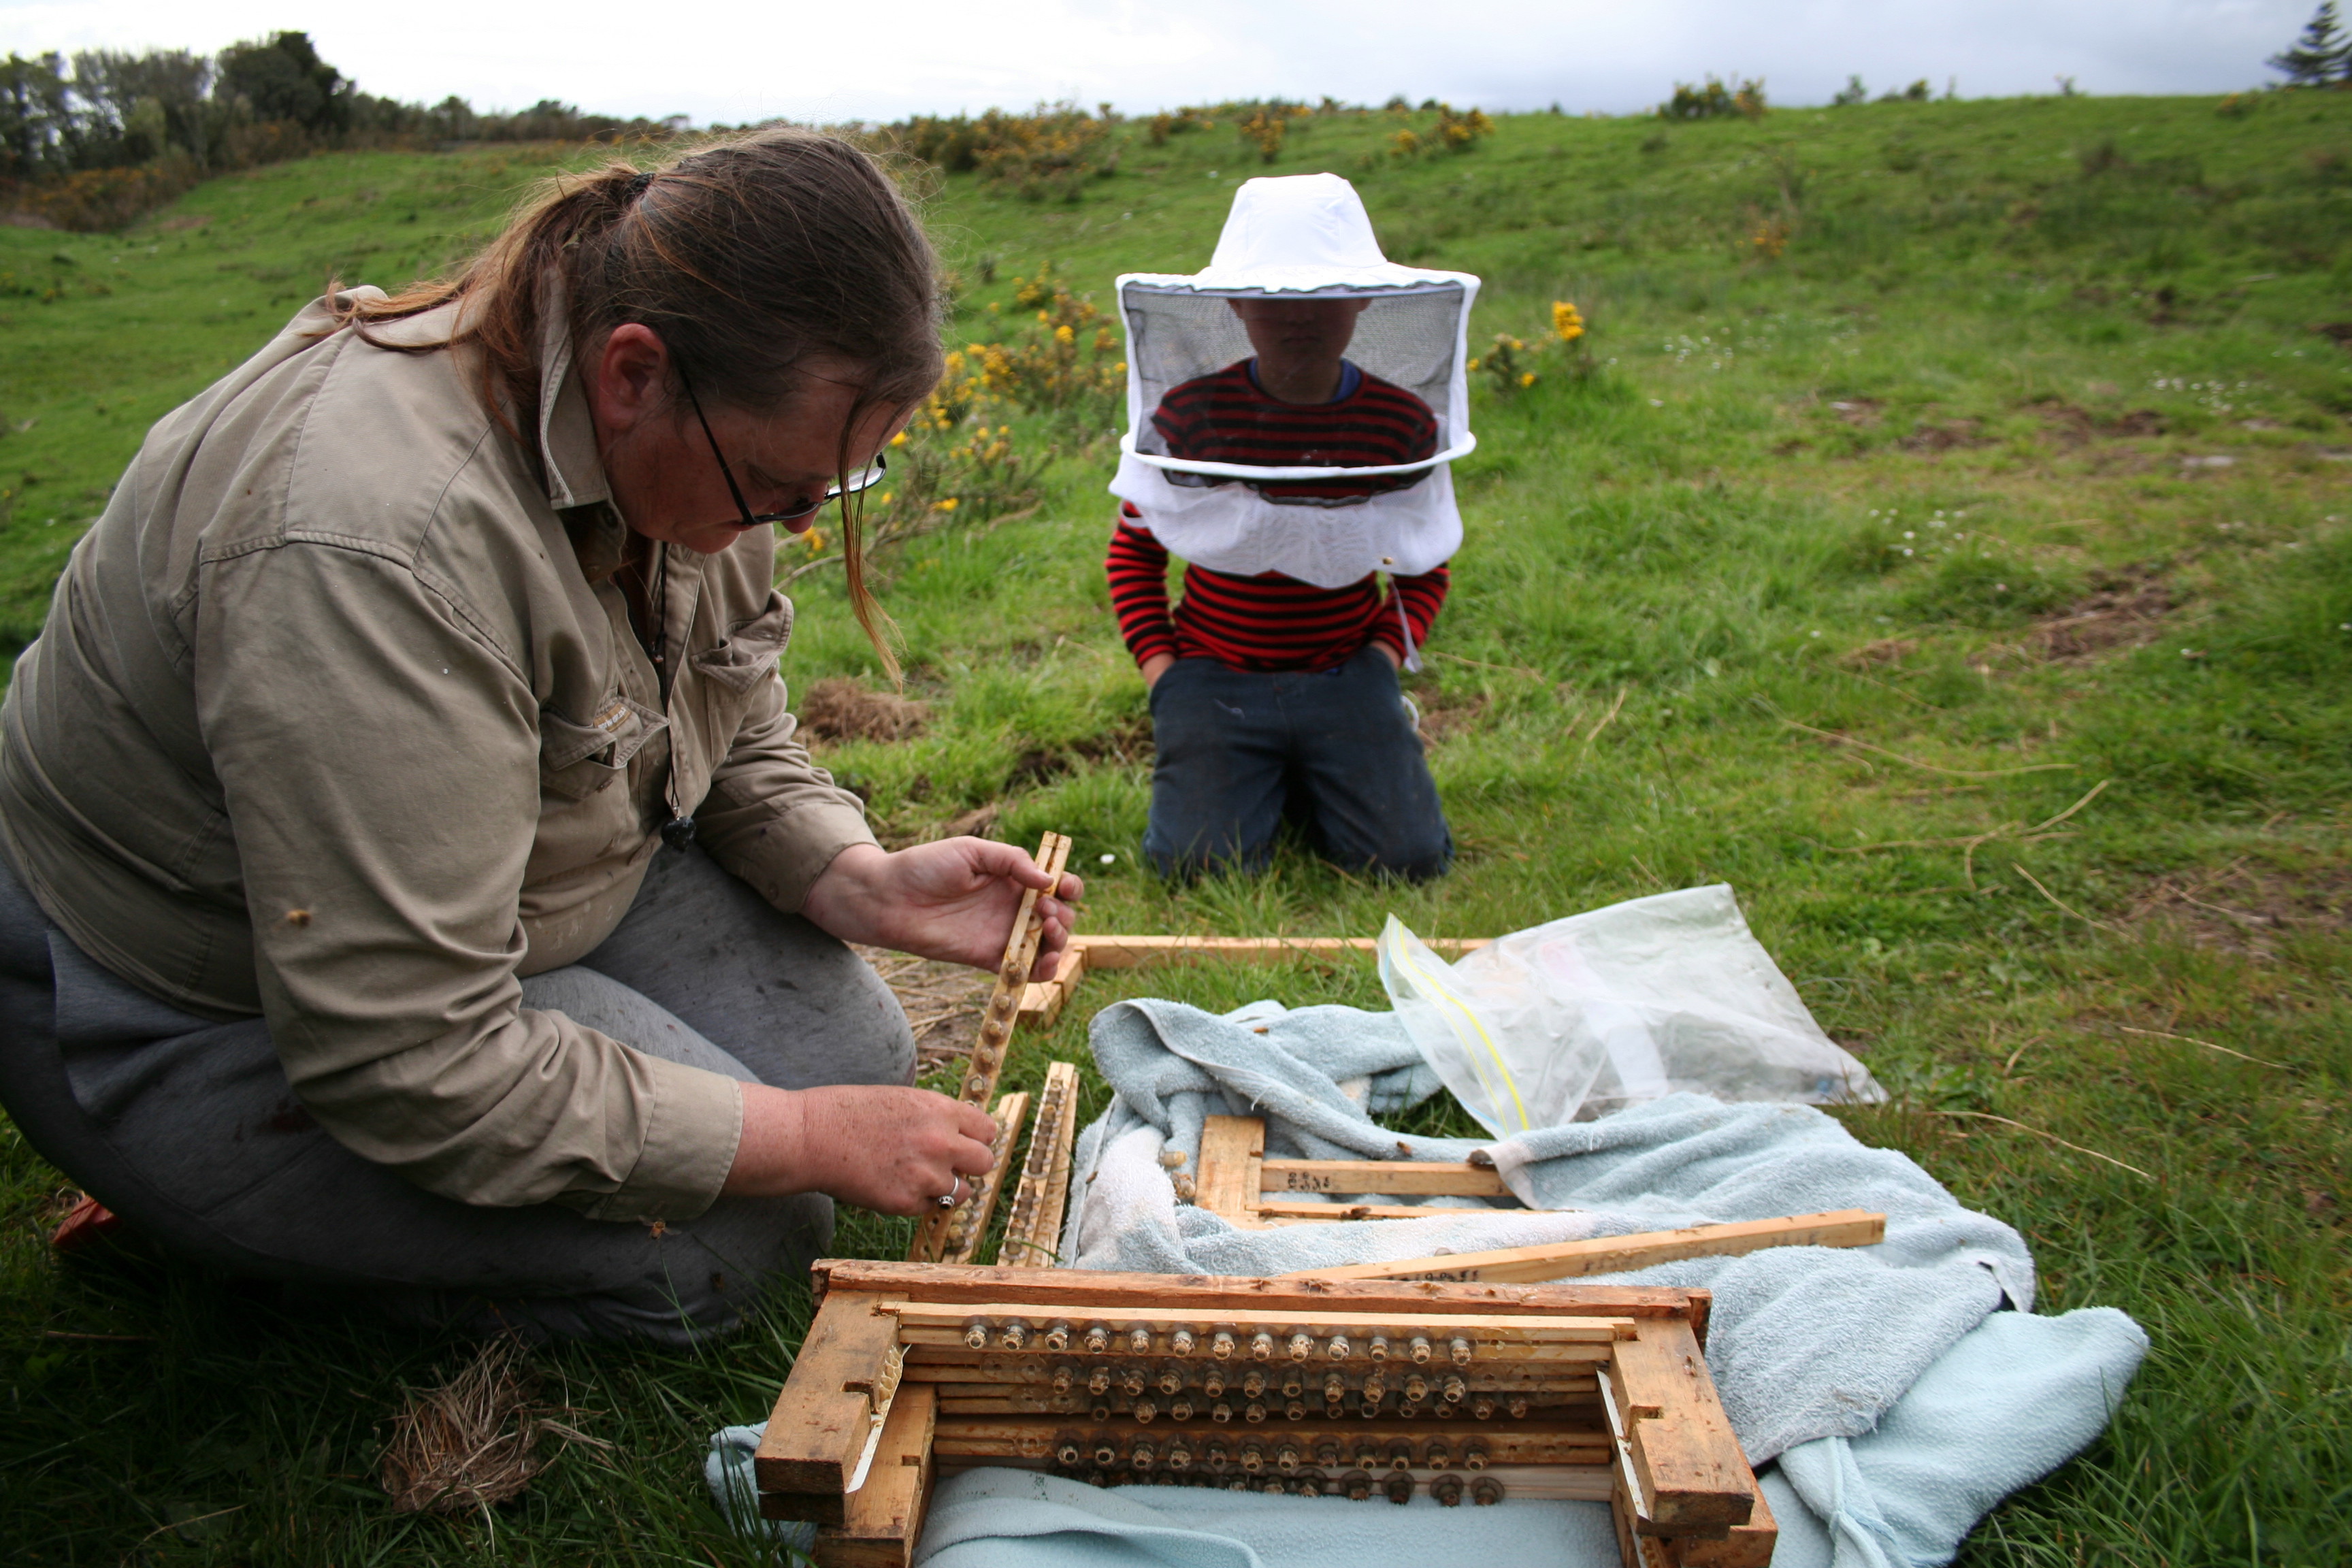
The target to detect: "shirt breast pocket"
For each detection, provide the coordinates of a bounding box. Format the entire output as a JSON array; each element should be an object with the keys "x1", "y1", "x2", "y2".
[
  {"x1": 538, "y1": 695, "x2": 667, "y2": 801},
  {"x1": 690, "y1": 593, "x2": 794, "y2": 696}
]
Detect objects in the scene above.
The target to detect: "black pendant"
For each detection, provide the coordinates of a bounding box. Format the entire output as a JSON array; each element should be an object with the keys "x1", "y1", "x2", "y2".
[{"x1": 660, "y1": 816, "x2": 698, "y2": 851}]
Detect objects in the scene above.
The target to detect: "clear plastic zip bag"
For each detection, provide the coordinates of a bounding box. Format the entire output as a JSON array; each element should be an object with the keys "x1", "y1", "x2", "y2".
[{"x1": 1376, "y1": 885, "x2": 1884, "y2": 1138}]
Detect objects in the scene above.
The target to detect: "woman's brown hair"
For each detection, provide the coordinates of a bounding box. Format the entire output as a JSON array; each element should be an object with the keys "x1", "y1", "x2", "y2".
[{"x1": 334, "y1": 127, "x2": 943, "y2": 674}]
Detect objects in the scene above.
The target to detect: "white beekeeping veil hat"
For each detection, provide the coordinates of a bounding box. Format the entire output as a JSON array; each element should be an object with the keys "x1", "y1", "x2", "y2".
[{"x1": 1109, "y1": 174, "x2": 1480, "y2": 591}]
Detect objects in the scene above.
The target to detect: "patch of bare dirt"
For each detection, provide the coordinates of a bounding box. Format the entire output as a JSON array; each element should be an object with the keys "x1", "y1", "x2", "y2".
[
  {"x1": 1829, "y1": 398, "x2": 1882, "y2": 427},
  {"x1": 2023, "y1": 567, "x2": 2173, "y2": 663},
  {"x1": 1007, "y1": 721, "x2": 1153, "y2": 789},
  {"x1": 2123, "y1": 858, "x2": 2352, "y2": 957},
  {"x1": 2313, "y1": 322, "x2": 2352, "y2": 353},
  {"x1": 1899, "y1": 418, "x2": 1990, "y2": 453},
  {"x1": 796, "y1": 677, "x2": 930, "y2": 742},
  {"x1": 1415, "y1": 693, "x2": 1489, "y2": 747},
  {"x1": 2031, "y1": 399, "x2": 2168, "y2": 447},
  {"x1": 858, "y1": 945, "x2": 996, "y2": 1080},
  {"x1": 1838, "y1": 637, "x2": 1917, "y2": 669}
]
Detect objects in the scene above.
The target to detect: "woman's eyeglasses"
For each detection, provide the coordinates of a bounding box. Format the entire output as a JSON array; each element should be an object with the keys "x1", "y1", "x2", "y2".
[{"x1": 678, "y1": 367, "x2": 885, "y2": 527}]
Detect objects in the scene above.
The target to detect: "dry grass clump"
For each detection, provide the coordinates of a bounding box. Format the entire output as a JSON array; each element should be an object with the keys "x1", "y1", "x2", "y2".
[
  {"x1": 378, "y1": 1338, "x2": 606, "y2": 1514},
  {"x1": 796, "y1": 677, "x2": 931, "y2": 743}
]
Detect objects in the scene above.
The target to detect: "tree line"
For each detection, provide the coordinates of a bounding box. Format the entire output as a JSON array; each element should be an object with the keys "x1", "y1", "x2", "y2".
[{"x1": 0, "y1": 31, "x2": 683, "y2": 225}]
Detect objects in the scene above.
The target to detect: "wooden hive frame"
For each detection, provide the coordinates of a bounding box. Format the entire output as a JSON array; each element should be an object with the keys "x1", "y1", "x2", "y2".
[
  {"x1": 1194, "y1": 1115, "x2": 1886, "y2": 1278},
  {"x1": 909, "y1": 831, "x2": 1071, "y2": 1265},
  {"x1": 755, "y1": 1262, "x2": 1777, "y2": 1568}
]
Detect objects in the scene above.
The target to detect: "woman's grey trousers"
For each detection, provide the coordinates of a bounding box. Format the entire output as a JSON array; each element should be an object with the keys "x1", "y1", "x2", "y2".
[{"x1": 0, "y1": 845, "x2": 915, "y2": 1344}]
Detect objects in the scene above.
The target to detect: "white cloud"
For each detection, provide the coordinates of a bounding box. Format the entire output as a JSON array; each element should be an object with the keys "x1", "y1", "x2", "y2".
[{"x1": 0, "y1": 0, "x2": 2317, "y2": 125}]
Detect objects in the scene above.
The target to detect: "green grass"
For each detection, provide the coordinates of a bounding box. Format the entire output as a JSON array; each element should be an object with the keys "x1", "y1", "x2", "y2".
[{"x1": 5, "y1": 92, "x2": 2351, "y2": 1563}]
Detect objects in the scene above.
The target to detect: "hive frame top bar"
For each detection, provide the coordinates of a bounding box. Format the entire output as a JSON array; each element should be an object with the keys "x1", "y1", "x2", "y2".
[{"x1": 812, "y1": 1259, "x2": 1713, "y2": 1343}]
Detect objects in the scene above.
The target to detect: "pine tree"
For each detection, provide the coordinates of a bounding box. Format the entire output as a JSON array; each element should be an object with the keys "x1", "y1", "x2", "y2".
[{"x1": 2268, "y1": 2, "x2": 2351, "y2": 87}]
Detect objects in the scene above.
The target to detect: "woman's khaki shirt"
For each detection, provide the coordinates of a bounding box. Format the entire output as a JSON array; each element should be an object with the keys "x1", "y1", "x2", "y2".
[{"x1": 0, "y1": 293, "x2": 877, "y2": 1221}]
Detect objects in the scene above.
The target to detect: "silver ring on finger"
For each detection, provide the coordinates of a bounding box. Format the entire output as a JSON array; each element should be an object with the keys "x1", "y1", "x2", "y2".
[{"x1": 935, "y1": 1179, "x2": 962, "y2": 1211}]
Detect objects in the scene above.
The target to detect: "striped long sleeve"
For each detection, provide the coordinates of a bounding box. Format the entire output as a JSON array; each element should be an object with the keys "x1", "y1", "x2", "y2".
[
  {"x1": 1107, "y1": 507, "x2": 1448, "y2": 673},
  {"x1": 1107, "y1": 517, "x2": 1180, "y2": 666}
]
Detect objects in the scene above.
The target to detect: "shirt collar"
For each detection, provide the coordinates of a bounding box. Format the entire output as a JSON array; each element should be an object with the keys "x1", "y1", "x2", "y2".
[{"x1": 536, "y1": 272, "x2": 612, "y2": 511}]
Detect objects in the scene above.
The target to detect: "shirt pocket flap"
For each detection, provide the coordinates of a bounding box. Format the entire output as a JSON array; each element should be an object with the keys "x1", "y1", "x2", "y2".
[
  {"x1": 540, "y1": 696, "x2": 667, "y2": 797},
  {"x1": 690, "y1": 593, "x2": 794, "y2": 693}
]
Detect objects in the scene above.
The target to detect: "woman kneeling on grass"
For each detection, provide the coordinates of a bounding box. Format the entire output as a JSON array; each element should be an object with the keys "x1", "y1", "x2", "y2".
[{"x1": 0, "y1": 129, "x2": 1078, "y2": 1342}]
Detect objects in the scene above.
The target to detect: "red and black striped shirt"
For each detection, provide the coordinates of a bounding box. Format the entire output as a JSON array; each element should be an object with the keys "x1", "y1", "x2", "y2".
[
  {"x1": 1149, "y1": 359, "x2": 1439, "y2": 504},
  {"x1": 1111, "y1": 359, "x2": 1449, "y2": 673}
]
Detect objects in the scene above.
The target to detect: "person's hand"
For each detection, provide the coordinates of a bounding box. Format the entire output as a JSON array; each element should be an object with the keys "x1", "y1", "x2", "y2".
[
  {"x1": 723, "y1": 1083, "x2": 998, "y2": 1213},
  {"x1": 802, "y1": 839, "x2": 1083, "y2": 981},
  {"x1": 1141, "y1": 653, "x2": 1177, "y2": 689}
]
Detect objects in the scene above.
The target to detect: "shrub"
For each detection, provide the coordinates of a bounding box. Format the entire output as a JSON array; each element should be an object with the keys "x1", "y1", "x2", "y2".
[
  {"x1": 1237, "y1": 110, "x2": 1285, "y2": 163},
  {"x1": 22, "y1": 161, "x2": 198, "y2": 231},
  {"x1": 887, "y1": 103, "x2": 1116, "y2": 200},
  {"x1": 1388, "y1": 104, "x2": 1494, "y2": 160},
  {"x1": 1659, "y1": 76, "x2": 1767, "y2": 121}
]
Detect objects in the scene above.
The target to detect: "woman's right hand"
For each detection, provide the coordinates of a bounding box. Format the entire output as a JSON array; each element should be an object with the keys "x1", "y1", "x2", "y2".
[
  {"x1": 723, "y1": 1083, "x2": 999, "y2": 1213},
  {"x1": 1141, "y1": 653, "x2": 1177, "y2": 689}
]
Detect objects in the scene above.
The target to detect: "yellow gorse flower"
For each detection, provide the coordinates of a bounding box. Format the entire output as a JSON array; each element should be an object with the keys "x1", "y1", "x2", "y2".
[{"x1": 1552, "y1": 301, "x2": 1585, "y2": 342}]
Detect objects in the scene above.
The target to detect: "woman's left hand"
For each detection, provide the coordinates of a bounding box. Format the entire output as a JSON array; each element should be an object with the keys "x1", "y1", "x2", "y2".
[{"x1": 802, "y1": 839, "x2": 1084, "y2": 980}]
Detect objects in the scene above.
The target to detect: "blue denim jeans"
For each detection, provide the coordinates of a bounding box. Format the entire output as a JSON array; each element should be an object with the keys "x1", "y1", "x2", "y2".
[{"x1": 1143, "y1": 647, "x2": 1452, "y2": 881}]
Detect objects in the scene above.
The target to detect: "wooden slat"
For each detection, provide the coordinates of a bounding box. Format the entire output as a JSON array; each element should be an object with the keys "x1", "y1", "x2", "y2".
[
  {"x1": 807, "y1": 1385, "x2": 936, "y2": 1568},
  {"x1": 885, "y1": 1298, "x2": 1637, "y2": 1344},
  {"x1": 1196, "y1": 1115, "x2": 1266, "y2": 1227},
  {"x1": 1074, "y1": 934, "x2": 1487, "y2": 970},
  {"x1": 898, "y1": 1358, "x2": 1604, "y2": 1394},
  {"x1": 1252, "y1": 1198, "x2": 1515, "y2": 1222},
  {"x1": 933, "y1": 1457, "x2": 1618, "y2": 1503},
  {"x1": 998, "y1": 1060, "x2": 1080, "y2": 1269},
  {"x1": 1290, "y1": 1210, "x2": 1889, "y2": 1285},
  {"x1": 929, "y1": 1415, "x2": 1613, "y2": 1467},
  {"x1": 755, "y1": 1296, "x2": 904, "y2": 1500},
  {"x1": 909, "y1": 830, "x2": 1071, "y2": 1263},
  {"x1": 1260, "y1": 1158, "x2": 1513, "y2": 1197},
  {"x1": 811, "y1": 1260, "x2": 1712, "y2": 1338},
  {"x1": 1609, "y1": 1318, "x2": 1757, "y2": 1532},
  {"x1": 938, "y1": 1093, "x2": 1030, "y2": 1267},
  {"x1": 1015, "y1": 943, "x2": 1086, "y2": 1028}
]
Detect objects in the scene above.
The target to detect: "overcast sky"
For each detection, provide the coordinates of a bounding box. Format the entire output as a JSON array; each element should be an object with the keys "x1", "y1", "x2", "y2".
[{"x1": 0, "y1": 0, "x2": 2321, "y2": 125}]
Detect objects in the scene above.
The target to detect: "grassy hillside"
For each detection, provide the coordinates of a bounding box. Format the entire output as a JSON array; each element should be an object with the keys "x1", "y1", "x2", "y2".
[{"x1": 3, "y1": 93, "x2": 2349, "y2": 1565}]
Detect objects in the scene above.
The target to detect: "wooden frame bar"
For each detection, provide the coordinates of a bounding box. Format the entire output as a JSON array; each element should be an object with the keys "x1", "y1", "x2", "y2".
[
  {"x1": 757, "y1": 1264, "x2": 1766, "y2": 1568},
  {"x1": 1288, "y1": 1211, "x2": 1888, "y2": 1285},
  {"x1": 1017, "y1": 933, "x2": 1490, "y2": 1028}
]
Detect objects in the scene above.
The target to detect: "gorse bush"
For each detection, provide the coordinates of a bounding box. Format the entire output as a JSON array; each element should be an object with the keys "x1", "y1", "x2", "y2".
[
  {"x1": 1659, "y1": 76, "x2": 1768, "y2": 121},
  {"x1": 929, "y1": 263, "x2": 1124, "y2": 427},
  {"x1": 885, "y1": 103, "x2": 1117, "y2": 201},
  {"x1": 1388, "y1": 103, "x2": 1495, "y2": 161}
]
